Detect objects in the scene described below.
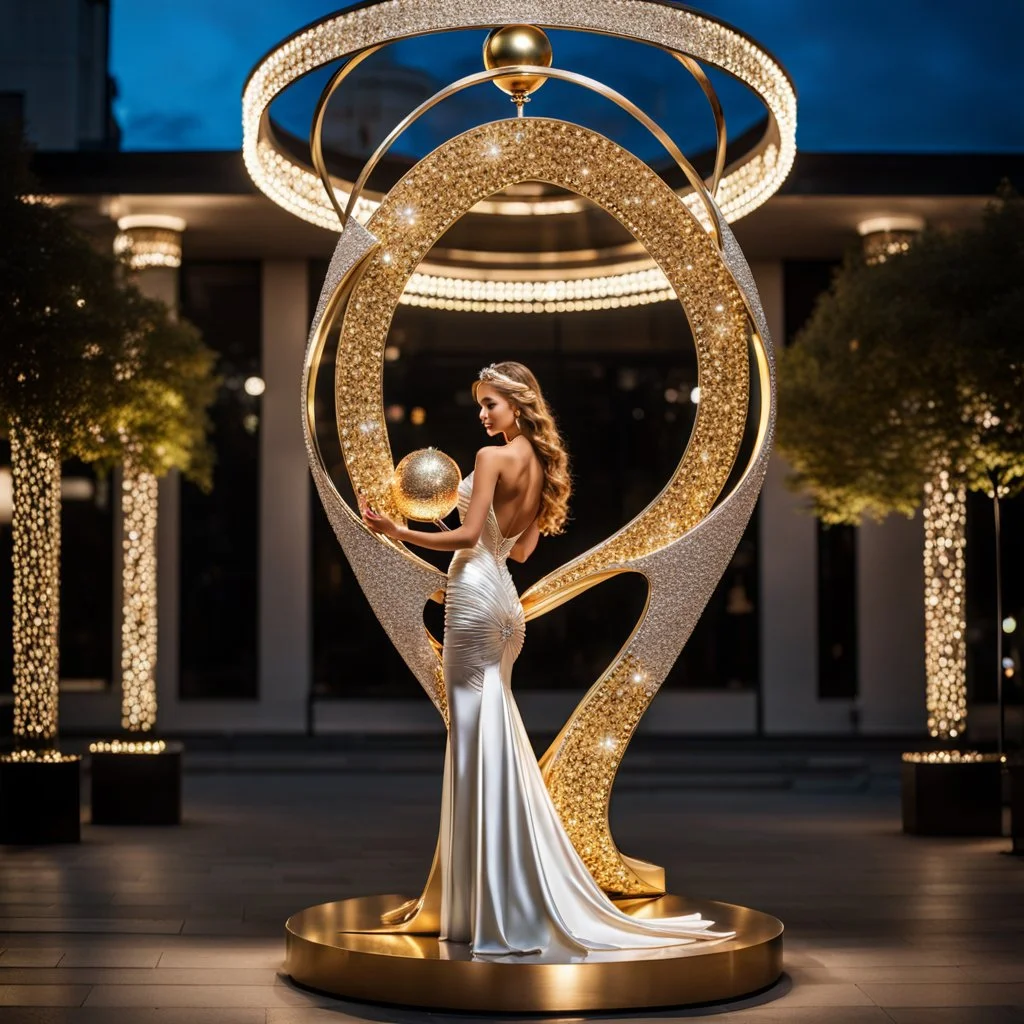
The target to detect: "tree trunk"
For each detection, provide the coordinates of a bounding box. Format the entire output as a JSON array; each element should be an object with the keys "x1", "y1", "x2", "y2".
[
  {"x1": 10, "y1": 424, "x2": 62, "y2": 752},
  {"x1": 120, "y1": 456, "x2": 159, "y2": 733},
  {"x1": 922, "y1": 469, "x2": 967, "y2": 741}
]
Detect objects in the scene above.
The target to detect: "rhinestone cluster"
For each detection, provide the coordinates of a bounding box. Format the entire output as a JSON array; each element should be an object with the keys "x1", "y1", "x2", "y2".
[
  {"x1": 336, "y1": 118, "x2": 749, "y2": 530},
  {"x1": 541, "y1": 651, "x2": 658, "y2": 893}
]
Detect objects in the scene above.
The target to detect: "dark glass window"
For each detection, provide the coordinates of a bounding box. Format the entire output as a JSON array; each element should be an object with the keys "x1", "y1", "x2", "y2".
[
  {"x1": 59, "y1": 459, "x2": 113, "y2": 685},
  {"x1": 966, "y1": 490, "x2": 1023, "y2": 711},
  {"x1": 784, "y1": 259, "x2": 859, "y2": 700},
  {"x1": 817, "y1": 523, "x2": 858, "y2": 699},
  {"x1": 178, "y1": 262, "x2": 261, "y2": 700}
]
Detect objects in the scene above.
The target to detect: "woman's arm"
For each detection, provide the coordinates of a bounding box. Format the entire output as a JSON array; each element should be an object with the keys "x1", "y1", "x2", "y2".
[
  {"x1": 363, "y1": 447, "x2": 501, "y2": 552},
  {"x1": 508, "y1": 520, "x2": 540, "y2": 563}
]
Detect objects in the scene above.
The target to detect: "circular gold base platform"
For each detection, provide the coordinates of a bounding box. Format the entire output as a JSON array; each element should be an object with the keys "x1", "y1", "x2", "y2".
[{"x1": 285, "y1": 894, "x2": 783, "y2": 1012}]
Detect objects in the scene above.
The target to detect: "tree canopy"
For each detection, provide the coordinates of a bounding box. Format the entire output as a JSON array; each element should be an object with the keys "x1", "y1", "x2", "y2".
[
  {"x1": 777, "y1": 190, "x2": 1024, "y2": 524},
  {"x1": 0, "y1": 130, "x2": 217, "y2": 486}
]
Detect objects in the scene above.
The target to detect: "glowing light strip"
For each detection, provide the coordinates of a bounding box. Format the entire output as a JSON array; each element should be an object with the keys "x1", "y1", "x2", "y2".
[
  {"x1": 120, "y1": 463, "x2": 159, "y2": 733},
  {"x1": 400, "y1": 265, "x2": 675, "y2": 313},
  {"x1": 922, "y1": 469, "x2": 967, "y2": 740},
  {"x1": 113, "y1": 217, "x2": 185, "y2": 271},
  {"x1": 10, "y1": 424, "x2": 61, "y2": 747},
  {"x1": 902, "y1": 751, "x2": 1003, "y2": 764},
  {"x1": 89, "y1": 739, "x2": 167, "y2": 754},
  {"x1": 241, "y1": 0, "x2": 795, "y2": 231}
]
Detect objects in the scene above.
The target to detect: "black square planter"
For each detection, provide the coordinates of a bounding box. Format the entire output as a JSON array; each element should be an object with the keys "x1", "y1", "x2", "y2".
[
  {"x1": 0, "y1": 756, "x2": 81, "y2": 844},
  {"x1": 90, "y1": 742, "x2": 182, "y2": 825},
  {"x1": 901, "y1": 756, "x2": 1003, "y2": 836}
]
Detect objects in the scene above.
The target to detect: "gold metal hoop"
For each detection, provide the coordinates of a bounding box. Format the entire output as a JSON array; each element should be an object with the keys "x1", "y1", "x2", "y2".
[
  {"x1": 335, "y1": 64, "x2": 723, "y2": 247},
  {"x1": 242, "y1": 0, "x2": 795, "y2": 230}
]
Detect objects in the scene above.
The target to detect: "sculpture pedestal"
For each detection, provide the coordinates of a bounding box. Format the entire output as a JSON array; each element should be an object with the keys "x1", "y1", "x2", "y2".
[
  {"x1": 90, "y1": 743, "x2": 182, "y2": 826},
  {"x1": 285, "y1": 894, "x2": 783, "y2": 1012},
  {"x1": 0, "y1": 756, "x2": 81, "y2": 844},
  {"x1": 901, "y1": 756, "x2": 1003, "y2": 836}
]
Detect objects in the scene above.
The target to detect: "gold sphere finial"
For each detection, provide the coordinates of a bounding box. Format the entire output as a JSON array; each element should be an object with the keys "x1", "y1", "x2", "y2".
[
  {"x1": 482, "y1": 24, "x2": 553, "y2": 103},
  {"x1": 390, "y1": 448, "x2": 461, "y2": 523}
]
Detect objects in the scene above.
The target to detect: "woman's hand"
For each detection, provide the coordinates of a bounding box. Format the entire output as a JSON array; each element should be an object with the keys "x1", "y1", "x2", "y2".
[{"x1": 359, "y1": 494, "x2": 402, "y2": 540}]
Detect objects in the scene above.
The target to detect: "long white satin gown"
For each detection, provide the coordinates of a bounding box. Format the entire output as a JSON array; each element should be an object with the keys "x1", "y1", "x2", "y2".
[{"x1": 438, "y1": 471, "x2": 734, "y2": 958}]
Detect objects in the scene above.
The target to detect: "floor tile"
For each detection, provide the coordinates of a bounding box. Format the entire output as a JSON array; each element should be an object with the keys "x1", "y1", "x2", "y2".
[
  {"x1": 859, "y1": 982, "x2": 1024, "y2": 1007},
  {"x1": 57, "y1": 950, "x2": 162, "y2": 968},
  {"x1": 884, "y1": 1009, "x2": 1024, "y2": 1024},
  {"x1": 0, "y1": 765, "x2": 1020, "y2": 1022},
  {"x1": 0, "y1": 1010, "x2": 265, "y2": 1024},
  {"x1": 0, "y1": 986, "x2": 91, "y2": 1007},
  {"x1": 82, "y1": 984, "x2": 333, "y2": 1008},
  {"x1": 0, "y1": 950, "x2": 64, "y2": 968}
]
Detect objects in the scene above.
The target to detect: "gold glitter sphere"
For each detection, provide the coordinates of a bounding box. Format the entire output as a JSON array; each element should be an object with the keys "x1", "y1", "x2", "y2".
[
  {"x1": 391, "y1": 448, "x2": 461, "y2": 522},
  {"x1": 482, "y1": 24, "x2": 553, "y2": 98}
]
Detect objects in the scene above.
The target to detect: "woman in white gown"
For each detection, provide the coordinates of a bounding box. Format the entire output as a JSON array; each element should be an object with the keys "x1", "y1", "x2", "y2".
[{"x1": 363, "y1": 361, "x2": 732, "y2": 958}]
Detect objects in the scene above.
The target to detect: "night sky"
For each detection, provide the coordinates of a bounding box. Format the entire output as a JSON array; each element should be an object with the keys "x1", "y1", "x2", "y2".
[{"x1": 111, "y1": 0, "x2": 1024, "y2": 156}]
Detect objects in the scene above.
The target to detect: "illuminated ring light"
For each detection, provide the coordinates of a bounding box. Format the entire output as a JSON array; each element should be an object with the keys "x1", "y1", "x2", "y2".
[
  {"x1": 242, "y1": 0, "x2": 796, "y2": 232},
  {"x1": 309, "y1": 59, "x2": 732, "y2": 313},
  {"x1": 308, "y1": 44, "x2": 729, "y2": 228}
]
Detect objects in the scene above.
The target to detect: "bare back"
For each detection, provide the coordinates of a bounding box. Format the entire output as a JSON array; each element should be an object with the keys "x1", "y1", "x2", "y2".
[{"x1": 492, "y1": 437, "x2": 543, "y2": 538}]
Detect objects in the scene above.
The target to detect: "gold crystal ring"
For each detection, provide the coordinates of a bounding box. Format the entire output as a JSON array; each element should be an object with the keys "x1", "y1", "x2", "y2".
[
  {"x1": 301, "y1": 117, "x2": 777, "y2": 895},
  {"x1": 242, "y1": 0, "x2": 796, "y2": 230}
]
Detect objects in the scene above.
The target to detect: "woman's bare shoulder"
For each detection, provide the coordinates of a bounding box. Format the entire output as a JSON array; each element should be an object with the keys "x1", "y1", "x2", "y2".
[{"x1": 475, "y1": 444, "x2": 505, "y2": 466}]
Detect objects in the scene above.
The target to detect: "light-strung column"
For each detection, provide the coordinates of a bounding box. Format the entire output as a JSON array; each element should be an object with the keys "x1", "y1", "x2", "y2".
[
  {"x1": 113, "y1": 214, "x2": 185, "y2": 734},
  {"x1": 10, "y1": 424, "x2": 62, "y2": 751},
  {"x1": 922, "y1": 469, "x2": 967, "y2": 739},
  {"x1": 119, "y1": 455, "x2": 159, "y2": 731}
]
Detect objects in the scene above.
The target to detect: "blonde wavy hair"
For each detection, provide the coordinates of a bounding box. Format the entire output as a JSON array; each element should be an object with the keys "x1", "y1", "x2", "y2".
[{"x1": 473, "y1": 361, "x2": 571, "y2": 536}]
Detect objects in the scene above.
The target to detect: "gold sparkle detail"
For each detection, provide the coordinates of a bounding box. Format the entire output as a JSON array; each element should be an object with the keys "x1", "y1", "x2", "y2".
[
  {"x1": 922, "y1": 469, "x2": 967, "y2": 740},
  {"x1": 539, "y1": 652, "x2": 662, "y2": 889},
  {"x1": 1, "y1": 749, "x2": 79, "y2": 764},
  {"x1": 336, "y1": 118, "x2": 748, "y2": 527},
  {"x1": 10, "y1": 424, "x2": 62, "y2": 747},
  {"x1": 89, "y1": 740, "x2": 167, "y2": 755},
  {"x1": 120, "y1": 458, "x2": 160, "y2": 733},
  {"x1": 902, "y1": 750, "x2": 1003, "y2": 765}
]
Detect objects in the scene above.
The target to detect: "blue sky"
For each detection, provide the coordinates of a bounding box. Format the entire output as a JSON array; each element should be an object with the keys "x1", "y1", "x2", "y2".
[{"x1": 111, "y1": 0, "x2": 1024, "y2": 155}]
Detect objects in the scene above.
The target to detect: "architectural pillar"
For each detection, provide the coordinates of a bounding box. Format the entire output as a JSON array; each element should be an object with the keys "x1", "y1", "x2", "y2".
[
  {"x1": 258, "y1": 261, "x2": 311, "y2": 731},
  {"x1": 858, "y1": 513, "x2": 926, "y2": 733},
  {"x1": 756, "y1": 261, "x2": 854, "y2": 734}
]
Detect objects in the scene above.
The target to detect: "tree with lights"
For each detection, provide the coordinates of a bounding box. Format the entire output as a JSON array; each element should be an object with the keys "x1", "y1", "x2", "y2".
[
  {"x1": 778, "y1": 191, "x2": 1024, "y2": 752},
  {"x1": 84, "y1": 294, "x2": 217, "y2": 741},
  {"x1": 0, "y1": 130, "x2": 216, "y2": 766}
]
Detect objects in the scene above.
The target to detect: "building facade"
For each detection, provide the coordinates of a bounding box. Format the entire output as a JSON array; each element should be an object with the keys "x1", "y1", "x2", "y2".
[{"x1": 4, "y1": 147, "x2": 1018, "y2": 740}]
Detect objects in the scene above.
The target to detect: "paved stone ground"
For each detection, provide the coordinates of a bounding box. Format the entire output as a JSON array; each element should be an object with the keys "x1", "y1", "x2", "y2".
[{"x1": 0, "y1": 753, "x2": 1022, "y2": 1023}]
